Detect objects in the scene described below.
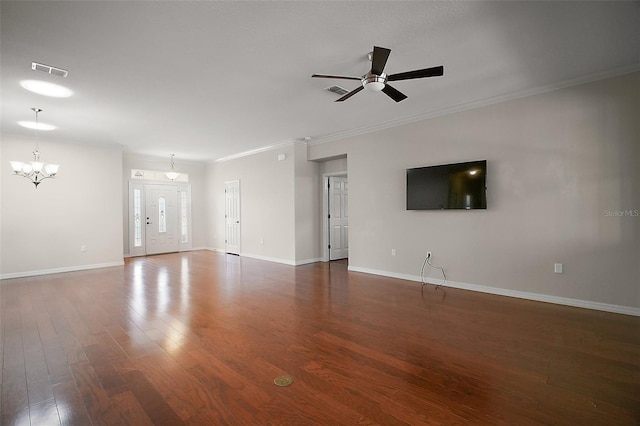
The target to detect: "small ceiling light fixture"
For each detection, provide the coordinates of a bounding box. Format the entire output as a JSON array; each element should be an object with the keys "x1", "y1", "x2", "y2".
[
  {"x1": 10, "y1": 108, "x2": 60, "y2": 188},
  {"x1": 20, "y1": 80, "x2": 72, "y2": 98},
  {"x1": 165, "y1": 154, "x2": 180, "y2": 181}
]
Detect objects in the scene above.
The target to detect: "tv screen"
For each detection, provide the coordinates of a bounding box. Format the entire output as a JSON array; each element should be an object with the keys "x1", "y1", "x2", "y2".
[{"x1": 406, "y1": 160, "x2": 487, "y2": 210}]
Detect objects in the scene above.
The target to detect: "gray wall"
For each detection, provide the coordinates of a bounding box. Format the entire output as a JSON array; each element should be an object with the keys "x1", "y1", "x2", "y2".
[
  {"x1": 206, "y1": 144, "x2": 297, "y2": 263},
  {"x1": 1, "y1": 138, "x2": 123, "y2": 276},
  {"x1": 206, "y1": 143, "x2": 322, "y2": 265},
  {"x1": 319, "y1": 156, "x2": 347, "y2": 175},
  {"x1": 309, "y1": 72, "x2": 639, "y2": 310},
  {"x1": 294, "y1": 143, "x2": 321, "y2": 262}
]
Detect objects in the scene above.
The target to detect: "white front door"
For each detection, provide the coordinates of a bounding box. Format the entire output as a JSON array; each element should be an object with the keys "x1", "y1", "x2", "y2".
[
  {"x1": 145, "y1": 184, "x2": 179, "y2": 255},
  {"x1": 225, "y1": 180, "x2": 241, "y2": 255},
  {"x1": 329, "y1": 176, "x2": 349, "y2": 260}
]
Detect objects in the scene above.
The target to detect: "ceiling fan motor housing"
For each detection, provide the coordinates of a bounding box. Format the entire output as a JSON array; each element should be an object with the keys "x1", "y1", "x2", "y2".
[{"x1": 362, "y1": 72, "x2": 387, "y2": 91}]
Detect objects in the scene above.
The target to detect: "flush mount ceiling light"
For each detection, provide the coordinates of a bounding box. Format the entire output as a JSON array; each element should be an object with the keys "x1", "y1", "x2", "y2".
[
  {"x1": 9, "y1": 108, "x2": 60, "y2": 188},
  {"x1": 20, "y1": 79, "x2": 73, "y2": 98},
  {"x1": 165, "y1": 154, "x2": 180, "y2": 181}
]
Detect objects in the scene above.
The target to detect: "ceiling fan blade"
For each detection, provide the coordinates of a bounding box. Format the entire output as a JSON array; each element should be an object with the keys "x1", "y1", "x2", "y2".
[
  {"x1": 382, "y1": 84, "x2": 408, "y2": 102},
  {"x1": 370, "y1": 46, "x2": 391, "y2": 75},
  {"x1": 387, "y1": 65, "x2": 444, "y2": 82},
  {"x1": 312, "y1": 74, "x2": 361, "y2": 81},
  {"x1": 335, "y1": 85, "x2": 364, "y2": 102}
]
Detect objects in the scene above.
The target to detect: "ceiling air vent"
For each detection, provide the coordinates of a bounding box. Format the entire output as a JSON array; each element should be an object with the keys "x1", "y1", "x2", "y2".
[
  {"x1": 326, "y1": 85, "x2": 349, "y2": 96},
  {"x1": 32, "y1": 62, "x2": 69, "y2": 78}
]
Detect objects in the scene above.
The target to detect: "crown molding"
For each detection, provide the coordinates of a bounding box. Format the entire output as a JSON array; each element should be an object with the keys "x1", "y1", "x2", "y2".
[{"x1": 213, "y1": 139, "x2": 308, "y2": 163}]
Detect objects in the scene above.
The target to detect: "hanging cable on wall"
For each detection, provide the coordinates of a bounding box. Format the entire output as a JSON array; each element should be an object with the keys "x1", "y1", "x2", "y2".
[{"x1": 420, "y1": 252, "x2": 447, "y2": 289}]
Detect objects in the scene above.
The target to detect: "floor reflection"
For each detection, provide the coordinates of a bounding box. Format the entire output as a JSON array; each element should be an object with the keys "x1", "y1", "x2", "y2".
[
  {"x1": 127, "y1": 254, "x2": 194, "y2": 353},
  {"x1": 180, "y1": 256, "x2": 190, "y2": 316},
  {"x1": 131, "y1": 261, "x2": 146, "y2": 316},
  {"x1": 157, "y1": 266, "x2": 169, "y2": 314}
]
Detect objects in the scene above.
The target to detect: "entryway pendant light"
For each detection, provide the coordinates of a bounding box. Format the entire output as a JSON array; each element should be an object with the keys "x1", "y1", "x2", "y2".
[
  {"x1": 9, "y1": 108, "x2": 60, "y2": 188},
  {"x1": 165, "y1": 154, "x2": 180, "y2": 181}
]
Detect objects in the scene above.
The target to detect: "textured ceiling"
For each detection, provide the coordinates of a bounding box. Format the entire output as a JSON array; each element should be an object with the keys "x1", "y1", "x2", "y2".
[{"x1": 1, "y1": 1, "x2": 639, "y2": 162}]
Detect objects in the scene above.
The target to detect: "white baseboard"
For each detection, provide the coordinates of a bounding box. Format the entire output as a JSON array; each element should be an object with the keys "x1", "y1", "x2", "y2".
[
  {"x1": 1, "y1": 261, "x2": 125, "y2": 281},
  {"x1": 348, "y1": 265, "x2": 640, "y2": 317},
  {"x1": 125, "y1": 247, "x2": 210, "y2": 258},
  {"x1": 239, "y1": 253, "x2": 295, "y2": 265},
  {"x1": 294, "y1": 257, "x2": 322, "y2": 266},
  {"x1": 205, "y1": 247, "x2": 225, "y2": 253},
  {"x1": 204, "y1": 249, "x2": 320, "y2": 267},
  {"x1": 242, "y1": 253, "x2": 321, "y2": 266}
]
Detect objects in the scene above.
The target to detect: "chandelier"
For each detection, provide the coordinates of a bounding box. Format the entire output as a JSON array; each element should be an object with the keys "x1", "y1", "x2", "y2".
[
  {"x1": 165, "y1": 154, "x2": 180, "y2": 181},
  {"x1": 9, "y1": 108, "x2": 60, "y2": 188}
]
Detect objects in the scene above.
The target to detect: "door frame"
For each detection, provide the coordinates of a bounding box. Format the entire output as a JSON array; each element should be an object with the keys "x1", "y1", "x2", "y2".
[
  {"x1": 128, "y1": 181, "x2": 192, "y2": 257},
  {"x1": 321, "y1": 171, "x2": 348, "y2": 262}
]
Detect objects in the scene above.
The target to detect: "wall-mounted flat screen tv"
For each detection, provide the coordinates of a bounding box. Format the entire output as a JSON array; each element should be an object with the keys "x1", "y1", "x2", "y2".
[{"x1": 406, "y1": 160, "x2": 487, "y2": 210}]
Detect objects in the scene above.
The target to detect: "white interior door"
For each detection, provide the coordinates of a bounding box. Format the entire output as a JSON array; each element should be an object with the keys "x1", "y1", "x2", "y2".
[
  {"x1": 329, "y1": 176, "x2": 349, "y2": 260},
  {"x1": 225, "y1": 180, "x2": 241, "y2": 255},
  {"x1": 145, "y1": 184, "x2": 179, "y2": 255}
]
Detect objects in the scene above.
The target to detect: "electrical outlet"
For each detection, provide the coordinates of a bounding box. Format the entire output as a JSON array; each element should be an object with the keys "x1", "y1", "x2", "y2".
[
  {"x1": 391, "y1": 248, "x2": 396, "y2": 256},
  {"x1": 80, "y1": 245, "x2": 87, "y2": 252},
  {"x1": 554, "y1": 263, "x2": 563, "y2": 273}
]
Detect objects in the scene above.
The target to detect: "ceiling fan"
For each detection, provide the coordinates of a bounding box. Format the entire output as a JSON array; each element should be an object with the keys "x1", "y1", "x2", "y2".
[{"x1": 312, "y1": 46, "x2": 444, "y2": 102}]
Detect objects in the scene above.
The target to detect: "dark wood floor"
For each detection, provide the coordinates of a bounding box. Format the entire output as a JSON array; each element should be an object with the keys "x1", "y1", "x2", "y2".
[{"x1": 1, "y1": 251, "x2": 639, "y2": 425}]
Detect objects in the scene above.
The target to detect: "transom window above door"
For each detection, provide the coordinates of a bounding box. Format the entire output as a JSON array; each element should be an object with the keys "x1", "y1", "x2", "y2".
[{"x1": 131, "y1": 169, "x2": 189, "y2": 182}]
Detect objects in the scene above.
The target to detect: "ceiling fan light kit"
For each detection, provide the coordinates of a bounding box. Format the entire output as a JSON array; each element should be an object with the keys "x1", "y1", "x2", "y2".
[
  {"x1": 363, "y1": 73, "x2": 386, "y2": 92},
  {"x1": 312, "y1": 45, "x2": 444, "y2": 102}
]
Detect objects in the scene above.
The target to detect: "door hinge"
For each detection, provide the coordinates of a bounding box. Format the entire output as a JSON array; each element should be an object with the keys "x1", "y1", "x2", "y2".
[
  {"x1": 328, "y1": 244, "x2": 331, "y2": 249},
  {"x1": 328, "y1": 214, "x2": 331, "y2": 219}
]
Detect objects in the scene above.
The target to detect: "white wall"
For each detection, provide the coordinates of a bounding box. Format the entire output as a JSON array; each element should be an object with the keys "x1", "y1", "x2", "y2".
[
  {"x1": 294, "y1": 143, "x2": 321, "y2": 263},
  {"x1": 1, "y1": 138, "x2": 123, "y2": 277},
  {"x1": 309, "y1": 72, "x2": 640, "y2": 312},
  {"x1": 318, "y1": 156, "x2": 347, "y2": 175},
  {"x1": 206, "y1": 144, "x2": 297, "y2": 263},
  {"x1": 122, "y1": 153, "x2": 207, "y2": 255}
]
